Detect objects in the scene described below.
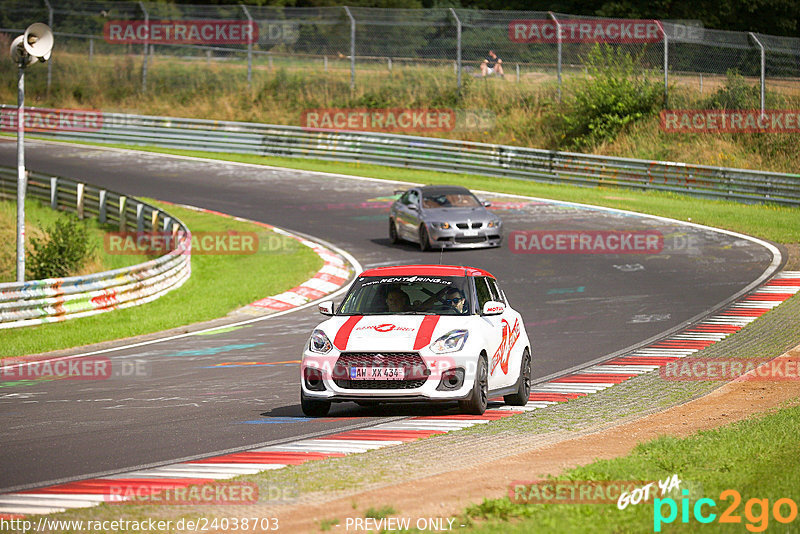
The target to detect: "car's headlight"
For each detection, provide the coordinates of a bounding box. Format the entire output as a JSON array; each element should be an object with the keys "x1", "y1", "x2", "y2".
[
  {"x1": 487, "y1": 219, "x2": 501, "y2": 228},
  {"x1": 431, "y1": 222, "x2": 451, "y2": 229},
  {"x1": 308, "y1": 329, "x2": 332, "y2": 354},
  {"x1": 430, "y1": 329, "x2": 469, "y2": 353}
]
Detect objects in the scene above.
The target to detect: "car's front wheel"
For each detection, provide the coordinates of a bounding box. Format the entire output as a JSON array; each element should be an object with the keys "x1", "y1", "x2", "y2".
[
  {"x1": 504, "y1": 348, "x2": 531, "y2": 406},
  {"x1": 389, "y1": 219, "x2": 400, "y2": 244},
  {"x1": 459, "y1": 355, "x2": 488, "y2": 415},
  {"x1": 419, "y1": 225, "x2": 431, "y2": 252},
  {"x1": 301, "y1": 389, "x2": 331, "y2": 417}
]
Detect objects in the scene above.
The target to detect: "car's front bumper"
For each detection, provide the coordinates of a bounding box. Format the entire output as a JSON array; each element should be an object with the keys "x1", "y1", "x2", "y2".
[{"x1": 427, "y1": 226, "x2": 502, "y2": 249}]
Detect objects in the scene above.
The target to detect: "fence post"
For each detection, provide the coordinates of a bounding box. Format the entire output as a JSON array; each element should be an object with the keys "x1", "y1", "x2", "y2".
[
  {"x1": 76, "y1": 182, "x2": 84, "y2": 219},
  {"x1": 89, "y1": 37, "x2": 94, "y2": 62},
  {"x1": 241, "y1": 4, "x2": 253, "y2": 87},
  {"x1": 44, "y1": 0, "x2": 53, "y2": 92},
  {"x1": 99, "y1": 189, "x2": 107, "y2": 223},
  {"x1": 450, "y1": 8, "x2": 462, "y2": 90},
  {"x1": 119, "y1": 196, "x2": 127, "y2": 231},
  {"x1": 324, "y1": 55, "x2": 328, "y2": 72},
  {"x1": 50, "y1": 177, "x2": 58, "y2": 210},
  {"x1": 343, "y1": 6, "x2": 355, "y2": 90},
  {"x1": 548, "y1": 12, "x2": 562, "y2": 103},
  {"x1": 657, "y1": 21, "x2": 669, "y2": 107},
  {"x1": 136, "y1": 203, "x2": 144, "y2": 233},
  {"x1": 749, "y1": 33, "x2": 766, "y2": 115},
  {"x1": 516, "y1": 63, "x2": 520, "y2": 82},
  {"x1": 139, "y1": 1, "x2": 149, "y2": 92}
]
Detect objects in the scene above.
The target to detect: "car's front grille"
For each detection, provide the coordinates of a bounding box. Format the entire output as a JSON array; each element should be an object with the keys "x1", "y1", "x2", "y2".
[
  {"x1": 456, "y1": 222, "x2": 483, "y2": 229},
  {"x1": 455, "y1": 236, "x2": 488, "y2": 244},
  {"x1": 333, "y1": 352, "x2": 428, "y2": 389}
]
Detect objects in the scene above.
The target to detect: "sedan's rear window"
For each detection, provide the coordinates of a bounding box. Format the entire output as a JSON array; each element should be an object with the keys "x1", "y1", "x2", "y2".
[
  {"x1": 338, "y1": 275, "x2": 471, "y2": 316},
  {"x1": 422, "y1": 193, "x2": 480, "y2": 209}
]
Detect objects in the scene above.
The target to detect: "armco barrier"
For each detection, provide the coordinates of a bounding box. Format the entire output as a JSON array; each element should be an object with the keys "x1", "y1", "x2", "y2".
[
  {"x1": 2, "y1": 107, "x2": 799, "y2": 206},
  {"x1": 0, "y1": 167, "x2": 191, "y2": 329}
]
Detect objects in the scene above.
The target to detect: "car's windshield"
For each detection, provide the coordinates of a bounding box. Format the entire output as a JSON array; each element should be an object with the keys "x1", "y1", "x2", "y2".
[
  {"x1": 338, "y1": 275, "x2": 471, "y2": 316},
  {"x1": 422, "y1": 193, "x2": 481, "y2": 209}
]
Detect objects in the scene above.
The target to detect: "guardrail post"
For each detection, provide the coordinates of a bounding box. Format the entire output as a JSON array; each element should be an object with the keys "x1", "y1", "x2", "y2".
[
  {"x1": 136, "y1": 203, "x2": 145, "y2": 233},
  {"x1": 50, "y1": 177, "x2": 58, "y2": 210},
  {"x1": 163, "y1": 215, "x2": 172, "y2": 232},
  {"x1": 76, "y1": 182, "x2": 85, "y2": 219},
  {"x1": 119, "y1": 196, "x2": 127, "y2": 231},
  {"x1": 343, "y1": 6, "x2": 355, "y2": 90},
  {"x1": 549, "y1": 12, "x2": 562, "y2": 103},
  {"x1": 98, "y1": 189, "x2": 107, "y2": 224},
  {"x1": 450, "y1": 8, "x2": 462, "y2": 90},
  {"x1": 241, "y1": 4, "x2": 254, "y2": 87},
  {"x1": 749, "y1": 33, "x2": 766, "y2": 115},
  {"x1": 151, "y1": 209, "x2": 159, "y2": 232}
]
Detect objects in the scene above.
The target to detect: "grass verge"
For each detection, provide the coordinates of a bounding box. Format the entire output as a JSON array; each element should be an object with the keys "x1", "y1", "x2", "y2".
[
  {"x1": 462, "y1": 401, "x2": 800, "y2": 533},
  {"x1": 0, "y1": 200, "x2": 323, "y2": 358}
]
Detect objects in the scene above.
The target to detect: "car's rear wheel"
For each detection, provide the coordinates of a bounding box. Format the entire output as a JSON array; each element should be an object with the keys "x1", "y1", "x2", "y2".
[
  {"x1": 459, "y1": 355, "x2": 488, "y2": 415},
  {"x1": 504, "y1": 348, "x2": 531, "y2": 406},
  {"x1": 301, "y1": 389, "x2": 331, "y2": 417},
  {"x1": 389, "y1": 219, "x2": 400, "y2": 244},
  {"x1": 419, "y1": 225, "x2": 431, "y2": 252}
]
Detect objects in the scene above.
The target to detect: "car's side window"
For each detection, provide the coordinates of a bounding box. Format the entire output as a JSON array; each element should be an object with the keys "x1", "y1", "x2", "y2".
[
  {"x1": 486, "y1": 278, "x2": 504, "y2": 304},
  {"x1": 475, "y1": 277, "x2": 493, "y2": 311},
  {"x1": 399, "y1": 191, "x2": 410, "y2": 205},
  {"x1": 407, "y1": 190, "x2": 420, "y2": 206}
]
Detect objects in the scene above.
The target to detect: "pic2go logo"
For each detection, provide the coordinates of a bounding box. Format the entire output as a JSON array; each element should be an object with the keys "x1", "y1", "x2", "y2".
[{"x1": 654, "y1": 489, "x2": 798, "y2": 532}]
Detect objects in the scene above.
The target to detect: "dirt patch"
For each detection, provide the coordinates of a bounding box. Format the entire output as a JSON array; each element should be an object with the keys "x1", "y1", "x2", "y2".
[{"x1": 272, "y1": 346, "x2": 800, "y2": 533}]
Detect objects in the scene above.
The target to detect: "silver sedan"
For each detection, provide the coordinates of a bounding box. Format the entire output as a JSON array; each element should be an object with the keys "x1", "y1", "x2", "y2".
[{"x1": 389, "y1": 185, "x2": 503, "y2": 250}]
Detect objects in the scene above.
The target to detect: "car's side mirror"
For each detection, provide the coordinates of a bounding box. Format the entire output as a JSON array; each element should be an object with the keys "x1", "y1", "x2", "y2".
[
  {"x1": 318, "y1": 301, "x2": 334, "y2": 316},
  {"x1": 482, "y1": 301, "x2": 505, "y2": 315},
  {"x1": 482, "y1": 200, "x2": 492, "y2": 207},
  {"x1": 409, "y1": 204, "x2": 419, "y2": 211}
]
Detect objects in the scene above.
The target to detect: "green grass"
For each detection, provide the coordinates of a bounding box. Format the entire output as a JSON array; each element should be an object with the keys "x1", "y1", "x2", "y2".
[
  {"x1": 0, "y1": 198, "x2": 147, "y2": 282},
  {"x1": 32, "y1": 141, "x2": 800, "y2": 245},
  {"x1": 458, "y1": 402, "x2": 800, "y2": 533},
  {"x1": 365, "y1": 505, "x2": 397, "y2": 519},
  {"x1": 0, "y1": 200, "x2": 323, "y2": 358}
]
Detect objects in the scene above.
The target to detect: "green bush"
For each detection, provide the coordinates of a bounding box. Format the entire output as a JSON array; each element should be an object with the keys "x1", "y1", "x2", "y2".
[
  {"x1": 550, "y1": 45, "x2": 663, "y2": 150},
  {"x1": 702, "y1": 69, "x2": 784, "y2": 110},
  {"x1": 27, "y1": 213, "x2": 94, "y2": 280}
]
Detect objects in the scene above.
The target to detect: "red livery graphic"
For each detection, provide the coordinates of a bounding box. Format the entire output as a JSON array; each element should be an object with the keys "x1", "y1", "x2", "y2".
[{"x1": 491, "y1": 318, "x2": 521, "y2": 375}]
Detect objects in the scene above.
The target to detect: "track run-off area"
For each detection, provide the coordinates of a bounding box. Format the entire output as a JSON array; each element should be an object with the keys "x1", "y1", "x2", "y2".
[{"x1": 0, "y1": 140, "x2": 782, "y2": 497}]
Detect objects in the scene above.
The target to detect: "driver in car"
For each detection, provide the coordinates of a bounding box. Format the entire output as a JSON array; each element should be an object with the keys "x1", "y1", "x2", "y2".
[{"x1": 443, "y1": 288, "x2": 468, "y2": 314}]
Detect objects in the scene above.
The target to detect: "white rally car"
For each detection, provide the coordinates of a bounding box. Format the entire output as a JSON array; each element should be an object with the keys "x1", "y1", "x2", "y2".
[{"x1": 300, "y1": 265, "x2": 532, "y2": 416}]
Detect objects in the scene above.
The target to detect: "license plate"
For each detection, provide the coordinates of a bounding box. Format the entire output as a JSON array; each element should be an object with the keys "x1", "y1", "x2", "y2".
[
  {"x1": 350, "y1": 367, "x2": 405, "y2": 380},
  {"x1": 462, "y1": 230, "x2": 479, "y2": 236}
]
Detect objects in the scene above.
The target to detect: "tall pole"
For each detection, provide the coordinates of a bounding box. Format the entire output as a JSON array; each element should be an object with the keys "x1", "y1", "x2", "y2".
[
  {"x1": 44, "y1": 0, "x2": 53, "y2": 92},
  {"x1": 450, "y1": 8, "x2": 462, "y2": 90},
  {"x1": 139, "y1": 1, "x2": 149, "y2": 92},
  {"x1": 749, "y1": 33, "x2": 766, "y2": 115},
  {"x1": 16, "y1": 65, "x2": 26, "y2": 282},
  {"x1": 549, "y1": 12, "x2": 562, "y2": 103},
  {"x1": 241, "y1": 4, "x2": 253, "y2": 87},
  {"x1": 344, "y1": 6, "x2": 355, "y2": 90}
]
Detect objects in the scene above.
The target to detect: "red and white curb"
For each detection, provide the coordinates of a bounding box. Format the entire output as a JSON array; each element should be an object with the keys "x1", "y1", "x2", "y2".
[{"x1": 1, "y1": 271, "x2": 797, "y2": 517}]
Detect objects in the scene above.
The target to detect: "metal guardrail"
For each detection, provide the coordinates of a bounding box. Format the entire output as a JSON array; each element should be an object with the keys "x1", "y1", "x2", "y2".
[
  {"x1": 0, "y1": 167, "x2": 191, "y2": 329},
  {"x1": 4, "y1": 107, "x2": 798, "y2": 206}
]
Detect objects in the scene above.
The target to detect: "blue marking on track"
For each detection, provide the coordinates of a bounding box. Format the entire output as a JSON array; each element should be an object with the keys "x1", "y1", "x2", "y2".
[{"x1": 161, "y1": 343, "x2": 265, "y2": 357}]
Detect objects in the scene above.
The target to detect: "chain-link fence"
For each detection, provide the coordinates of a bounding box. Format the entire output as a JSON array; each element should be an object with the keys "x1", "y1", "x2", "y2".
[{"x1": 2, "y1": 1, "x2": 799, "y2": 107}]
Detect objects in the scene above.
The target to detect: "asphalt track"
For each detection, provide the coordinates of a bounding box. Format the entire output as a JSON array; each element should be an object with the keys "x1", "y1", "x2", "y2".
[{"x1": 0, "y1": 140, "x2": 779, "y2": 492}]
